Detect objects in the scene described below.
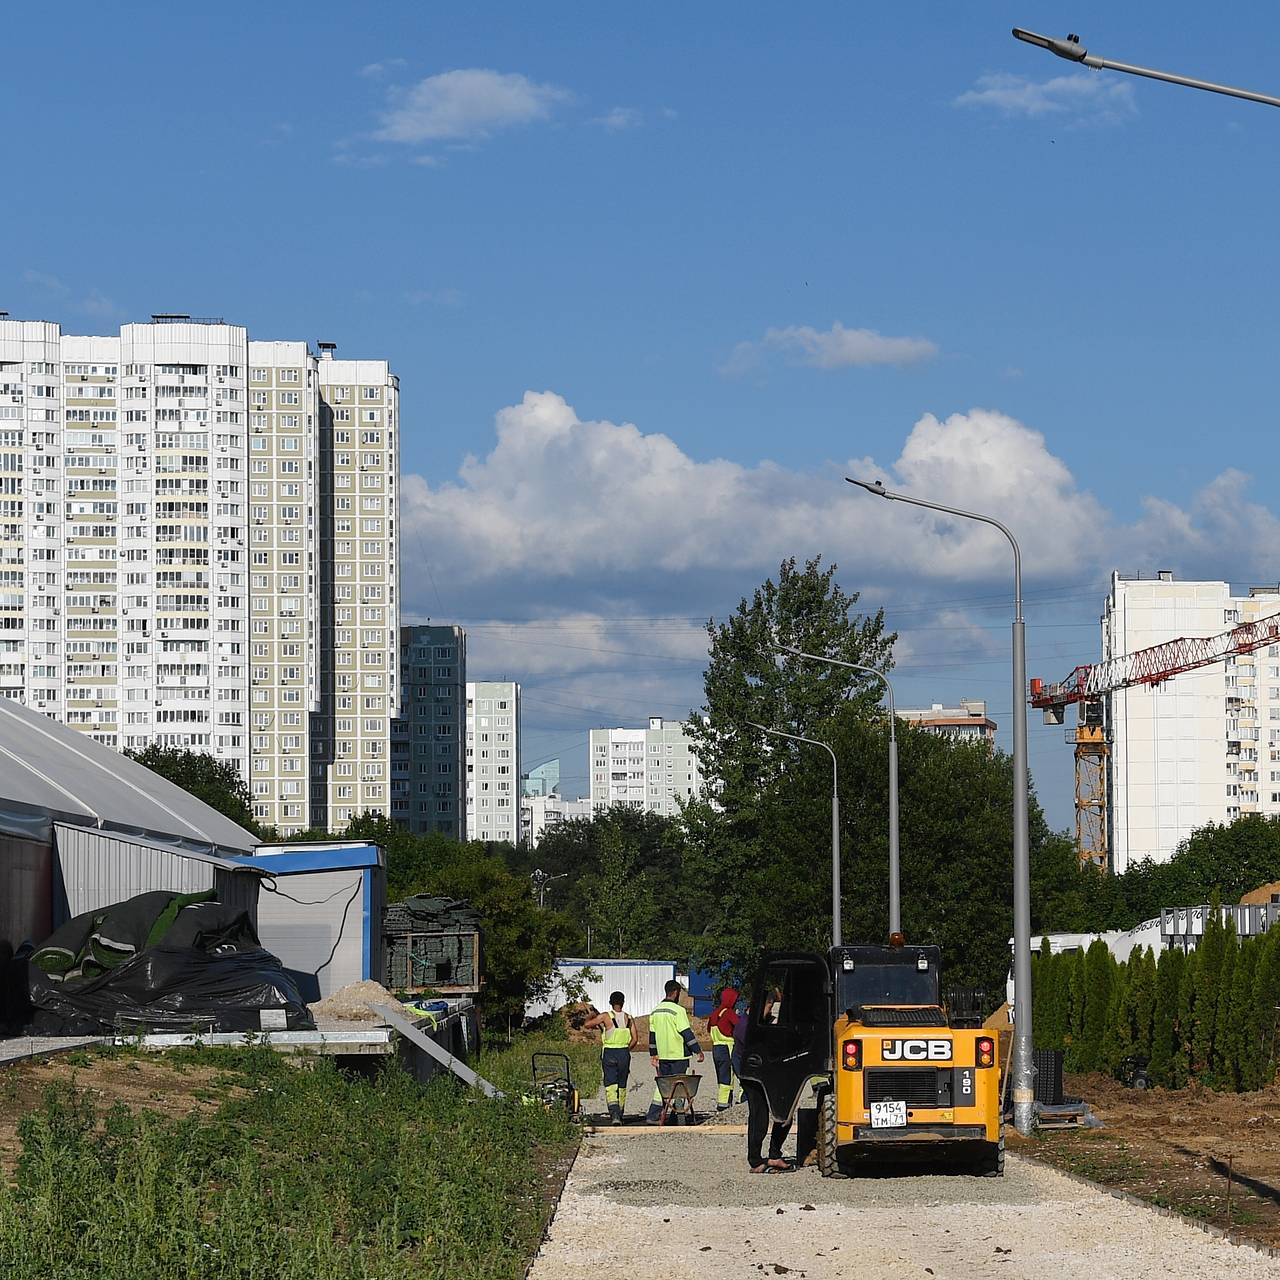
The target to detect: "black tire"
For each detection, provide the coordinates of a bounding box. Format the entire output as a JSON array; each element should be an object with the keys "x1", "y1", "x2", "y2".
[
  {"x1": 978, "y1": 1136, "x2": 1005, "y2": 1178},
  {"x1": 817, "y1": 1089, "x2": 846, "y2": 1179}
]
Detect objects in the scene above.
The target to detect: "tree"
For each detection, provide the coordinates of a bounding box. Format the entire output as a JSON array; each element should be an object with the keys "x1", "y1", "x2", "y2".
[
  {"x1": 126, "y1": 745, "x2": 259, "y2": 834},
  {"x1": 1191, "y1": 897, "x2": 1227, "y2": 1078},
  {"x1": 1149, "y1": 946, "x2": 1183, "y2": 1087},
  {"x1": 1208, "y1": 925, "x2": 1238, "y2": 1089},
  {"x1": 513, "y1": 806, "x2": 698, "y2": 958},
  {"x1": 681, "y1": 556, "x2": 895, "y2": 970},
  {"x1": 578, "y1": 822, "x2": 662, "y2": 957},
  {"x1": 1131, "y1": 946, "x2": 1157, "y2": 1061},
  {"x1": 1171, "y1": 947, "x2": 1198, "y2": 1088},
  {"x1": 1222, "y1": 938, "x2": 1257, "y2": 1093},
  {"x1": 1072, "y1": 940, "x2": 1114, "y2": 1072}
]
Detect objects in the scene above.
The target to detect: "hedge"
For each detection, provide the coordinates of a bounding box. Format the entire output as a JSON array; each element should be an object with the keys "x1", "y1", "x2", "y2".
[{"x1": 1032, "y1": 906, "x2": 1280, "y2": 1091}]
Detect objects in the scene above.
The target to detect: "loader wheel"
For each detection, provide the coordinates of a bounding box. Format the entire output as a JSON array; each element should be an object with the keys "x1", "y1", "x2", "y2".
[
  {"x1": 978, "y1": 1136, "x2": 1005, "y2": 1178},
  {"x1": 817, "y1": 1089, "x2": 846, "y2": 1179}
]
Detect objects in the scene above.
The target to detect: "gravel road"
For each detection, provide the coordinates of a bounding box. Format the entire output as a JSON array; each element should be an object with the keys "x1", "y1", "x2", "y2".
[{"x1": 537, "y1": 1057, "x2": 1280, "y2": 1279}]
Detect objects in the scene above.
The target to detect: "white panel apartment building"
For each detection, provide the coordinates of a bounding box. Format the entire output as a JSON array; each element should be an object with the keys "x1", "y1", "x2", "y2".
[
  {"x1": 1105, "y1": 572, "x2": 1280, "y2": 874},
  {"x1": 0, "y1": 315, "x2": 398, "y2": 836},
  {"x1": 465, "y1": 680, "x2": 520, "y2": 843},
  {"x1": 590, "y1": 716, "x2": 703, "y2": 815}
]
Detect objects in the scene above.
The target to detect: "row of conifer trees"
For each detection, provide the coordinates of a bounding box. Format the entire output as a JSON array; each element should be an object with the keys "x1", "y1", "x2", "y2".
[{"x1": 1032, "y1": 905, "x2": 1280, "y2": 1092}]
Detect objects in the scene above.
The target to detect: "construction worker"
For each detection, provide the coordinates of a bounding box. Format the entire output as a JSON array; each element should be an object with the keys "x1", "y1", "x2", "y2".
[
  {"x1": 584, "y1": 991, "x2": 637, "y2": 1125},
  {"x1": 707, "y1": 986, "x2": 740, "y2": 1110},
  {"x1": 646, "y1": 979, "x2": 704, "y2": 1124}
]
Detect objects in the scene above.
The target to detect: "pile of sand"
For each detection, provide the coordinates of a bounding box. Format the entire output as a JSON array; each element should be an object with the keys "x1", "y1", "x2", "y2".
[{"x1": 310, "y1": 980, "x2": 401, "y2": 1023}]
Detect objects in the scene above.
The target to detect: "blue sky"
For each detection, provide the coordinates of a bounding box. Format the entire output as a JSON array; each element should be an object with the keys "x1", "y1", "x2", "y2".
[{"x1": 7, "y1": 3, "x2": 1280, "y2": 827}]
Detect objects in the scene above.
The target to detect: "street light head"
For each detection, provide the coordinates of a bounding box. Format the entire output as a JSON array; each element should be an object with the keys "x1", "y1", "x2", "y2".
[
  {"x1": 1011, "y1": 26, "x2": 1088, "y2": 62},
  {"x1": 744, "y1": 720, "x2": 768, "y2": 735},
  {"x1": 845, "y1": 476, "x2": 893, "y2": 500}
]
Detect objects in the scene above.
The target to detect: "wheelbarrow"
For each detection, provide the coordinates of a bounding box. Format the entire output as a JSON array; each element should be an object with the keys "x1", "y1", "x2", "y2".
[{"x1": 655, "y1": 1072, "x2": 702, "y2": 1126}]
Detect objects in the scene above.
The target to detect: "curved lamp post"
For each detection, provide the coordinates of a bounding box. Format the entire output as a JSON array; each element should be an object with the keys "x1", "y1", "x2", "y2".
[
  {"x1": 845, "y1": 477, "x2": 1036, "y2": 1138},
  {"x1": 746, "y1": 720, "x2": 843, "y2": 948},
  {"x1": 1012, "y1": 27, "x2": 1280, "y2": 109},
  {"x1": 777, "y1": 646, "x2": 900, "y2": 936}
]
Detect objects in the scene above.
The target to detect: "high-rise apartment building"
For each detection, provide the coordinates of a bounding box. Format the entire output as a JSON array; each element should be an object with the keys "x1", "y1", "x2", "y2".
[
  {"x1": 465, "y1": 680, "x2": 521, "y2": 843},
  {"x1": 589, "y1": 716, "x2": 703, "y2": 815},
  {"x1": 0, "y1": 315, "x2": 399, "y2": 836},
  {"x1": 521, "y1": 791, "x2": 594, "y2": 847},
  {"x1": 393, "y1": 624, "x2": 466, "y2": 837},
  {"x1": 898, "y1": 699, "x2": 997, "y2": 747},
  {"x1": 1104, "y1": 572, "x2": 1280, "y2": 873}
]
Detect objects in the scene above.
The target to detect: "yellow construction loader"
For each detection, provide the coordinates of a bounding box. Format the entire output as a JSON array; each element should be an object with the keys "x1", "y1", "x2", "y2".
[{"x1": 740, "y1": 937, "x2": 1003, "y2": 1176}]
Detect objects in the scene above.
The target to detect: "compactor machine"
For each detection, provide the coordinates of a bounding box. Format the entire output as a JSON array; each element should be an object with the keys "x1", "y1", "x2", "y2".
[{"x1": 741, "y1": 937, "x2": 1003, "y2": 1176}]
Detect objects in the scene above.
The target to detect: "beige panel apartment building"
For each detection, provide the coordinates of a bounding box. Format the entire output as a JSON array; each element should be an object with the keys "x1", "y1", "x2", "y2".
[{"x1": 0, "y1": 315, "x2": 399, "y2": 836}]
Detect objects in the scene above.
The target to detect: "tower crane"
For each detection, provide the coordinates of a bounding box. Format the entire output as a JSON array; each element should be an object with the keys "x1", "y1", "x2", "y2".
[{"x1": 1030, "y1": 609, "x2": 1280, "y2": 870}]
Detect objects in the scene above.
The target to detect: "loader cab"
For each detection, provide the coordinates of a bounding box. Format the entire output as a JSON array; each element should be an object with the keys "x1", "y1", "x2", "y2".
[
  {"x1": 834, "y1": 943, "x2": 943, "y2": 1026},
  {"x1": 741, "y1": 943, "x2": 945, "y2": 1125},
  {"x1": 738, "y1": 952, "x2": 832, "y2": 1124}
]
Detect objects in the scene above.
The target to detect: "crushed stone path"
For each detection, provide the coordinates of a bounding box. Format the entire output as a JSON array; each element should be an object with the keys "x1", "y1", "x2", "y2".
[{"x1": 530, "y1": 1130, "x2": 1280, "y2": 1279}]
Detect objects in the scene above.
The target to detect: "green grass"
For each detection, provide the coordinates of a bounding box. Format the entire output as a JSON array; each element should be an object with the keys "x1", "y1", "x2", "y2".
[{"x1": 0, "y1": 1036, "x2": 587, "y2": 1280}]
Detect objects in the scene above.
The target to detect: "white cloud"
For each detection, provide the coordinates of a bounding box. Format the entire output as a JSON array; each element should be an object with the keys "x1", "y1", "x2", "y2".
[
  {"x1": 359, "y1": 58, "x2": 406, "y2": 79},
  {"x1": 955, "y1": 72, "x2": 1135, "y2": 123},
  {"x1": 406, "y1": 391, "x2": 1280, "y2": 803},
  {"x1": 592, "y1": 106, "x2": 642, "y2": 131},
  {"x1": 724, "y1": 322, "x2": 938, "y2": 375},
  {"x1": 402, "y1": 391, "x2": 1278, "y2": 623},
  {"x1": 374, "y1": 69, "x2": 572, "y2": 144}
]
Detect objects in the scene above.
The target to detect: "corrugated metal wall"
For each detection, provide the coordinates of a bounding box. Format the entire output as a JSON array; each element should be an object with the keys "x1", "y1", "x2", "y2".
[
  {"x1": 254, "y1": 870, "x2": 367, "y2": 1003},
  {"x1": 525, "y1": 959, "x2": 678, "y2": 1020},
  {"x1": 52, "y1": 826, "x2": 258, "y2": 929},
  {"x1": 0, "y1": 833, "x2": 53, "y2": 950}
]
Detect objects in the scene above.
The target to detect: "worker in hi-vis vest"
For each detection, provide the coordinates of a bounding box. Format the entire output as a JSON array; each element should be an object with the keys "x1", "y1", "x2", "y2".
[
  {"x1": 646, "y1": 979, "x2": 704, "y2": 1123},
  {"x1": 584, "y1": 991, "x2": 638, "y2": 1125},
  {"x1": 707, "y1": 986, "x2": 741, "y2": 1110}
]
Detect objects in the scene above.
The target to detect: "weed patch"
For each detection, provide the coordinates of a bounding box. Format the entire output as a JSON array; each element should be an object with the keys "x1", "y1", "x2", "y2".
[{"x1": 0, "y1": 1042, "x2": 581, "y2": 1279}]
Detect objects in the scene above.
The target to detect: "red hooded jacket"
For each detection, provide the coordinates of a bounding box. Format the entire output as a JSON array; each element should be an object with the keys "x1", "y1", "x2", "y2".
[{"x1": 708, "y1": 987, "x2": 739, "y2": 1038}]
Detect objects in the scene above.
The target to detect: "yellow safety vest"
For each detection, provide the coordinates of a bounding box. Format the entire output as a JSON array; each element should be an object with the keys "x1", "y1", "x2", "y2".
[
  {"x1": 650, "y1": 1000, "x2": 692, "y2": 1059},
  {"x1": 601, "y1": 1011, "x2": 631, "y2": 1049},
  {"x1": 709, "y1": 1020, "x2": 734, "y2": 1047}
]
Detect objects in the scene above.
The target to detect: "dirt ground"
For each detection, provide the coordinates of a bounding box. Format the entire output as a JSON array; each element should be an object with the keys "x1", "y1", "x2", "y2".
[
  {"x1": 0, "y1": 1050, "x2": 233, "y2": 1178},
  {"x1": 1010, "y1": 1071, "x2": 1280, "y2": 1250}
]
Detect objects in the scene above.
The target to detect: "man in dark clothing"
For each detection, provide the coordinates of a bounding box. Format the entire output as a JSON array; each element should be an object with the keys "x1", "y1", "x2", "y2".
[{"x1": 734, "y1": 995, "x2": 793, "y2": 1173}]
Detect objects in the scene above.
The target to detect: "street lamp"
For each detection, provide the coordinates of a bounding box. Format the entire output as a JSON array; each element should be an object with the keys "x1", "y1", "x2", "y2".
[
  {"x1": 1012, "y1": 28, "x2": 1280, "y2": 109},
  {"x1": 745, "y1": 720, "x2": 843, "y2": 949},
  {"x1": 777, "y1": 646, "x2": 900, "y2": 936},
  {"x1": 846, "y1": 477, "x2": 1036, "y2": 1138},
  {"x1": 530, "y1": 868, "x2": 568, "y2": 909}
]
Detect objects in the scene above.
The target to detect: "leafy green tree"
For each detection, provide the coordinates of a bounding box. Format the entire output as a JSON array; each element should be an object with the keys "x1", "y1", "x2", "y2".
[
  {"x1": 1172, "y1": 947, "x2": 1198, "y2": 1088},
  {"x1": 126, "y1": 745, "x2": 259, "y2": 835},
  {"x1": 1129, "y1": 946, "x2": 1157, "y2": 1061},
  {"x1": 1073, "y1": 940, "x2": 1114, "y2": 1072},
  {"x1": 682, "y1": 555, "x2": 894, "y2": 968},
  {"x1": 578, "y1": 822, "x2": 663, "y2": 957},
  {"x1": 1208, "y1": 924, "x2": 1238, "y2": 1089},
  {"x1": 514, "y1": 806, "x2": 697, "y2": 958},
  {"x1": 1223, "y1": 938, "x2": 1257, "y2": 1092},
  {"x1": 1066, "y1": 946, "x2": 1087, "y2": 1053},
  {"x1": 1249, "y1": 929, "x2": 1280, "y2": 1088},
  {"x1": 1100, "y1": 959, "x2": 1134, "y2": 1075},
  {"x1": 1149, "y1": 946, "x2": 1184, "y2": 1086},
  {"x1": 1191, "y1": 897, "x2": 1227, "y2": 1078}
]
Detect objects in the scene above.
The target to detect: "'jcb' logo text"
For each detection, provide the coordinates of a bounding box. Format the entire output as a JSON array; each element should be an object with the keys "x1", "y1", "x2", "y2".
[{"x1": 881, "y1": 1039, "x2": 952, "y2": 1061}]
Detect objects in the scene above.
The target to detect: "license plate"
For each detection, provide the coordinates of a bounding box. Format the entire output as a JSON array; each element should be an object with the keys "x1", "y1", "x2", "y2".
[{"x1": 870, "y1": 1100, "x2": 907, "y2": 1129}]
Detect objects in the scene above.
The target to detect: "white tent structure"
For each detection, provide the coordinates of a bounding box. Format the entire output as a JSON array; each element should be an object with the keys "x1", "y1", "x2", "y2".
[{"x1": 0, "y1": 699, "x2": 260, "y2": 952}]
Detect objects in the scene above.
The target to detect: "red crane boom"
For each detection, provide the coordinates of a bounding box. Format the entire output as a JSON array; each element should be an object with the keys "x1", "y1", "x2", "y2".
[{"x1": 1030, "y1": 609, "x2": 1280, "y2": 711}]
